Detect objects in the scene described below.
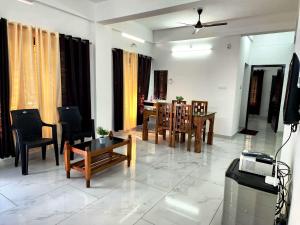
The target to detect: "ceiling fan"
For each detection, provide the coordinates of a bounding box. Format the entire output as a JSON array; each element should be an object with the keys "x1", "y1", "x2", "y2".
[{"x1": 179, "y1": 8, "x2": 228, "y2": 34}]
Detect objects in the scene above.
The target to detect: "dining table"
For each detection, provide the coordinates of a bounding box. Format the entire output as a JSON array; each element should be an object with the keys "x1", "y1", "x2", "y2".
[{"x1": 142, "y1": 105, "x2": 216, "y2": 153}]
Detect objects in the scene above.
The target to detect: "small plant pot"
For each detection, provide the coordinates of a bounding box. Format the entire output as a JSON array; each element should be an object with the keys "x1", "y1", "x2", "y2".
[{"x1": 99, "y1": 136, "x2": 107, "y2": 144}]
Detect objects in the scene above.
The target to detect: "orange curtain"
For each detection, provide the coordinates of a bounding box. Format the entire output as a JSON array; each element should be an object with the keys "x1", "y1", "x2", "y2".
[
  {"x1": 7, "y1": 22, "x2": 61, "y2": 137},
  {"x1": 123, "y1": 51, "x2": 138, "y2": 130}
]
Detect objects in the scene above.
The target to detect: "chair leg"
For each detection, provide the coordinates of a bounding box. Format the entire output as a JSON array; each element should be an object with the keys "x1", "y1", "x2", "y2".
[
  {"x1": 203, "y1": 123, "x2": 206, "y2": 142},
  {"x1": 54, "y1": 142, "x2": 59, "y2": 166},
  {"x1": 163, "y1": 130, "x2": 166, "y2": 140},
  {"x1": 15, "y1": 144, "x2": 20, "y2": 167},
  {"x1": 70, "y1": 140, "x2": 74, "y2": 160},
  {"x1": 42, "y1": 146, "x2": 46, "y2": 160},
  {"x1": 171, "y1": 132, "x2": 176, "y2": 148},
  {"x1": 60, "y1": 137, "x2": 65, "y2": 154},
  {"x1": 155, "y1": 130, "x2": 158, "y2": 144},
  {"x1": 21, "y1": 146, "x2": 29, "y2": 175},
  {"x1": 180, "y1": 132, "x2": 185, "y2": 143},
  {"x1": 187, "y1": 132, "x2": 192, "y2": 151}
]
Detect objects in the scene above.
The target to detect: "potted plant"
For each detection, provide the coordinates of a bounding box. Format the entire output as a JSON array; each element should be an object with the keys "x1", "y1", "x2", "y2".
[
  {"x1": 176, "y1": 96, "x2": 184, "y2": 102},
  {"x1": 97, "y1": 126, "x2": 109, "y2": 144}
]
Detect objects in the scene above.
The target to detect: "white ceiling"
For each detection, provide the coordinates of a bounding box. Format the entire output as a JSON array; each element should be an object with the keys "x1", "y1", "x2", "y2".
[
  {"x1": 88, "y1": 0, "x2": 108, "y2": 3},
  {"x1": 136, "y1": 0, "x2": 298, "y2": 31}
]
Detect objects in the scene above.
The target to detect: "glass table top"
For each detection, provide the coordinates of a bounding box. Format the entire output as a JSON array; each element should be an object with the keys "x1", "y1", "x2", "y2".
[{"x1": 72, "y1": 137, "x2": 126, "y2": 152}]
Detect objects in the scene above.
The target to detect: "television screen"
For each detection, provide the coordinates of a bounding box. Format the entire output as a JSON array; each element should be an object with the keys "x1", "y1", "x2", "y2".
[{"x1": 283, "y1": 53, "x2": 300, "y2": 125}]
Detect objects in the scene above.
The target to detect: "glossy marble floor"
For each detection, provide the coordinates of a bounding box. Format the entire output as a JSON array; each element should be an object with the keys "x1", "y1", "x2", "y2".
[{"x1": 0, "y1": 118, "x2": 282, "y2": 225}]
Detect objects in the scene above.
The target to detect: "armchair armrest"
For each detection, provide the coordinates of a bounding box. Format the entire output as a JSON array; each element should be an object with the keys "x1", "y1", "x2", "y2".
[{"x1": 42, "y1": 122, "x2": 57, "y2": 141}]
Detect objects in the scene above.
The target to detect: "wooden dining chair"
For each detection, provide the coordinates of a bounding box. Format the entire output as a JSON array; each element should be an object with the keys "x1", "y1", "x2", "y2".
[
  {"x1": 170, "y1": 103, "x2": 193, "y2": 151},
  {"x1": 172, "y1": 100, "x2": 187, "y2": 142},
  {"x1": 155, "y1": 103, "x2": 172, "y2": 144},
  {"x1": 192, "y1": 101, "x2": 208, "y2": 141},
  {"x1": 172, "y1": 100, "x2": 187, "y2": 105}
]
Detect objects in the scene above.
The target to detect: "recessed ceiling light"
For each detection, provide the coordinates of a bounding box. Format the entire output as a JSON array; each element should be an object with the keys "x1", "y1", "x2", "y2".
[{"x1": 17, "y1": 0, "x2": 34, "y2": 5}]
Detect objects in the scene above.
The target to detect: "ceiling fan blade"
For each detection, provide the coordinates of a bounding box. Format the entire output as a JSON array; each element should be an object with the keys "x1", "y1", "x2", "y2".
[
  {"x1": 193, "y1": 28, "x2": 200, "y2": 35},
  {"x1": 203, "y1": 22, "x2": 228, "y2": 27},
  {"x1": 177, "y1": 22, "x2": 195, "y2": 27}
]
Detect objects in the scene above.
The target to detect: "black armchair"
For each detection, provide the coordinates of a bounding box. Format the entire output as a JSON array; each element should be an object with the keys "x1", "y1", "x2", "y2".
[
  {"x1": 57, "y1": 107, "x2": 95, "y2": 155},
  {"x1": 11, "y1": 109, "x2": 59, "y2": 175}
]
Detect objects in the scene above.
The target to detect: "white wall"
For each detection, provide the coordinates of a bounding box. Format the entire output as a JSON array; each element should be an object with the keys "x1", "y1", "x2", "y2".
[
  {"x1": 152, "y1": 36, "x2": 242, "y2": 136},
  {"x1": 234, "y1": 36, "x2": 251, "y2": 133},
  {"x1": 239, "y1": 32, "x2": 295, "y2": 131},
  {"x1": 110, "y1": 21, "x2": 153, "y2": 56}
]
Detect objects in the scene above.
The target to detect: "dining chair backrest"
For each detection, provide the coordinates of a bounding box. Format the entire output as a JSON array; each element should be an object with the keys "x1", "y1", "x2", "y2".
[
  {"x1": 192, "y1": 101, "x2": 208, "y2": 114},
  {"x1": 172, "y1": 100, "x2": 187, "y2": 105},
  {"x1": 156, "y1": 103, "x2": 172, "y2": 130},
  {"x1": 172, "y1": 104, "x2": 192, "y2": 133},
  {"x1": 57, "y1": 106, "x2": 82, "y2": 133},
  {"x1": 11, "y1": 109, "x2": 43, "y2": 140}
]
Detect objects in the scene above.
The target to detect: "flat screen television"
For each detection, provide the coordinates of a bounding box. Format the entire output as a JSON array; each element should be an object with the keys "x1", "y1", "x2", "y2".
[{"x1": 283, "y1": 53, "x2": 300, "y2": 125}]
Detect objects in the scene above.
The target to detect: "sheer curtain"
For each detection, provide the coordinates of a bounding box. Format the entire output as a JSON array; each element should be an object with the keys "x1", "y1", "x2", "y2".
[
  {"x1": 123, "y1": 51, "x2": 138, "y2": 130},
  {"x1": 8, "y1": 22, "x2": 61, "y2": 137}
]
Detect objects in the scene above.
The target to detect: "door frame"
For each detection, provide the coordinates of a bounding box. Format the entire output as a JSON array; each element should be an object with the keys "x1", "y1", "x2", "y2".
[{"x1": 244, "y1": 64, "x2": 286, "y2": 130}]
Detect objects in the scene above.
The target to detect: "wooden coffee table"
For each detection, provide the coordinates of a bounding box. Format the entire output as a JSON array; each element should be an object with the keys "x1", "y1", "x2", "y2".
[{"x1": 64, "y1": 133, "x2": 132, "y2": 188}]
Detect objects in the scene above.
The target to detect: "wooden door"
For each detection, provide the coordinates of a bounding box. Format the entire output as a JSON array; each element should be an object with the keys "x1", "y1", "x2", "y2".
[
  {"x1": 154, "y1": 70, "x2": 168, "y2": 100},
  {"x1": 248, "y1": 70, "x2": 264, "y2": 115}
]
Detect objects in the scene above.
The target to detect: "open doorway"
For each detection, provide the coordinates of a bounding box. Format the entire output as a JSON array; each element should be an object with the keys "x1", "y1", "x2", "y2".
[{"x1": 241, "y1": 64, "x2": 285, "y2": 134}]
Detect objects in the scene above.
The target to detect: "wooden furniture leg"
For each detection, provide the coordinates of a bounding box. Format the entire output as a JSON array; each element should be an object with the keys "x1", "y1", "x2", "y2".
[
  {"x1": 180, "y1": 132, "x2": 185, "y2": 143},
  {"x1": 64, "y1": 142, "x2": 71, "y2": 178},
  {"x1": 142, "y1": 113, "x2": 149, "y2": 141},
  {"x1": 194, "y1": 119, "x2": 204, "y2": 153},
  {"x1": 127, "y1": 135, "x2": 132, "y2": 167},
  {"x1": 207, "y1": 117, "x2": 214, "y2": 145},
  {"x1": 85, "y1": 151, "x2": 91, "y2": 188},
  {"x1": 187, "y1": 131, "x2": 192, "y2": 151},
  {"x1": 155, "y1": 128, "x2": 159, "y2": 144}
]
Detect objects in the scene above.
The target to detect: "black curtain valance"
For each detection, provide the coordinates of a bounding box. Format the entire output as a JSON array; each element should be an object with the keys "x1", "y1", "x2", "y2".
[
  {"x1": 59, "y1": 34, "x2": 91, "y2": 122},
  {"x1": 0, "y1": 18, "x2": 15, "y2": 158}
]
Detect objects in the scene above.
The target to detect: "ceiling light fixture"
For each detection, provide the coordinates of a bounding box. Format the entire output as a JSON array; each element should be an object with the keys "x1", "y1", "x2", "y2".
[
  {"x1": 17, "y1": 0, "x2": 34, "y2": 5},
  {"x1": 122, "y1": 32, "x2": 145, "y2": 44}
]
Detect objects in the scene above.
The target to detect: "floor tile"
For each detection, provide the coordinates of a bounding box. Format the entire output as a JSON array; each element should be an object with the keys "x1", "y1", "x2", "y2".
[
  {"x1": 144, "y1": 176, "x2": 223, "y2": 225},
  {"x1": 59, "y1": 180, "x2": 164, "y2": 225}
]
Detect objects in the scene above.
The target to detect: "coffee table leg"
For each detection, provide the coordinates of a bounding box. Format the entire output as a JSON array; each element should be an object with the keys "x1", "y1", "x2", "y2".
[
  {"x1": 127, "y1": 135, "x2": 132, "y2": 167},
  {"x1": 85, "y1": 153, "x2": 91, "y2": 188},
  {"x1": 64, "y1": 142, "x2": 71, "y2": 178}
]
